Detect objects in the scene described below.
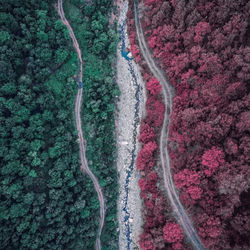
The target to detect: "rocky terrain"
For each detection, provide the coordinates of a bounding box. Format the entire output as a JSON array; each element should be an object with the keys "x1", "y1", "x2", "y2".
[{"x1": 115, "y1": 1, "x2": 146, "y2": 249}]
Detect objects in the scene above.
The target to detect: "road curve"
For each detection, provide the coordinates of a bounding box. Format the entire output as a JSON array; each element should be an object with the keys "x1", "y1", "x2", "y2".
[
  {"x1": 133, "y1": 1, "x2": 204, "y2": 249},
  {"x1": 57, "y1": 1, "x2": 105, "y2": 249}
]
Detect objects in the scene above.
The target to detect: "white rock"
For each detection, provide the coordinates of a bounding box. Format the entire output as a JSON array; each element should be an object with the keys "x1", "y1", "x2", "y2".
[
  {"x1": 127, "y1": 52, "x2": 132, "y2": 58},
  {"x1": 121, "y1": 141, "x2": 128, "y2": 145}
]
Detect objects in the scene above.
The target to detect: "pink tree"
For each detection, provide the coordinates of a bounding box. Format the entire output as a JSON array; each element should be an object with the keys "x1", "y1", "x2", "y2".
[
  {"x1": 174, "y1": 169, "x2": 201, "y2": 189},
  {"x1": 136, "y1": 141, "x2": 157, "y2": 171},
  {"x1": 146, "y1": 77, "x2": 162, "y2": 96},
  {"x1": 139, "y1": 122, "x2": 156, "y2": 143},
  {"x1": 202, "y1": 147, "x2": 225, "y2": 176},
  {"x1": 163, "y1": 221, "x2": 184, "y2": 243},
  {"x1": 139, "y1": 232, "x2": 155, "y2": 250},
  {"x1": 194, "y1": 22, "x2": 211, "y2": 43}
]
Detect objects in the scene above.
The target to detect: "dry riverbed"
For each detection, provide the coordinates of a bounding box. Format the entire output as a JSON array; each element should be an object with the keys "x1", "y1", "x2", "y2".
[{"x1": 115, "y1": 1, "x2": 146, "y2": 249}]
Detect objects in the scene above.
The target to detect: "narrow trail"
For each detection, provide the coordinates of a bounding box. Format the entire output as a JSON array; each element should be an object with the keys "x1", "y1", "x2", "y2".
[
  {"x1": 57, "y1": 1, "x2": 105, "y2": 249},
  {"x1": 134, "y1": 1, "x2": 205, "y2": 249}
]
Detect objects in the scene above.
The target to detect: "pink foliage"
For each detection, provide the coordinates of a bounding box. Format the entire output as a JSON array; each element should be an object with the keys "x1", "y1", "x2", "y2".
[
  {"x1": 136, "y1": 141, "x2": 157, "y2": 171},
  {"x1": 144, "y1": 0, "x2": 163, "y2": 6},
  {"x1": 202, "y1": 147, "x2": 225, "y2": 176},
  {"x1": 173, "y1": 242, "x2": 183, "y2": 250},
  {"x1": 198, "y1": 215, "x2": 222, "y2": 248},
  {"x1": 146, "y1": 77, "x2": 162, "y2": 96},
  {"x1": 139, "y1": 233, "x2": 155, "y2": 250},
  {"x1": 224, "y1": 138, "x2": 238, "y2": 155},
  {"x1": 194, "y1": 22, "x2": 211, "y2": 43},
  {"x1": 139, "y1": 122, "x2": 156, "y2": 144},
  {"x1": 147, "y1": 171, "x2": 158, "y2": 182},
  {"x1": 146, "y1": 97, "x2": 165, "y2": 127},
  {"x1": 148, "y1": 35, "x2": 158, "y2": 49},
  {"x1": 186, "y1": 186, "x2": 203, "y2": 200},
  {"x1": 236, "y1": 111, "x2": 250, "y2": 133},
  {"x1": 138, "y1": 177, "x2": 148, "y2": 191},
  {"x1": 163, "y1": 222, "x2": 184, "y2": 243},
  {"x1": 180, "y1": 191, "x2": 196, "y2": 207},
  {"x1": 133, "y1": 0, "x2": 250, "y2": 248},
  {"x1": 225, "y1": 81, "x2": 246, "y2": 100},
  {"x1": 174, "y1": 169, "x2": 201, "y2": 189},
  {"x1": 231, "y1": 212, "x2": 250, "y2": 235}
]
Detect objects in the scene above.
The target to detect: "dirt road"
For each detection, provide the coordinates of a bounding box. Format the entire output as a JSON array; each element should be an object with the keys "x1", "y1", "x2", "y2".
[
  {"x1": 133, "y1": 1, "x2": 204, "y2": 249},
  {"x1": 57, "y1": 1, "x2": 105, "y2": 249}
]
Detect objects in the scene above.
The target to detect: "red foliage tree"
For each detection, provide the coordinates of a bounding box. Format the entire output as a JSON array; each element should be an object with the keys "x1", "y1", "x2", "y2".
[
  {"x1": 146, "y1": 77, "x2": 162, "y2": 96},
  {"x1": 186, "y1": 185, "x2": 203, "y2": 200},
  {"x1": 163, "y1": 221, "x2": 184, "y2": 243},
  {"x1": 224, "y1": 138, "x2": 238, "y2": 155},
  {"x1": 197, "y1": 215, "x2": 223, "y2": 248},
  {"x1": 146, "y1": 96, "x2": 165, "y2": 127},
  {"x1": 174, "y1": 169, "x2": 201, "y2": 189},
  {"x1": 136, "y1": 141, "x2": 157, "y2": 171},
  {"x1": 236, "y1": 111, "x2": 250, "y2": 133},
  {"x1": 201, "y1": 147, "x2": 225, "y2": 177},
  {"x1": 139, "y1": 232, "x2": 155, "y2": 250},
  {"x1": 139, "y1": 122, "x2": 156, "y2": 143},
  {"x1": 194, "y1": 21, "x2": 211, "y2": 43}
]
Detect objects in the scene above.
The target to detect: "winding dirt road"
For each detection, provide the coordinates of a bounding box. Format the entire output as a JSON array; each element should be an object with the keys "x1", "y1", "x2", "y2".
[
  {"x1": 57, "y1": 1, "x2": 105, "y2": 249},
  {"x1": 134, "y1": 1, "x2": 204, "y2": 249}
]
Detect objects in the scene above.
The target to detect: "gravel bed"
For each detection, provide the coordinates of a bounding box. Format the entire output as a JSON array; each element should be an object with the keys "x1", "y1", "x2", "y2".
[{"x1": 115, "y1": 1, "x2": 146, "y2": 249}]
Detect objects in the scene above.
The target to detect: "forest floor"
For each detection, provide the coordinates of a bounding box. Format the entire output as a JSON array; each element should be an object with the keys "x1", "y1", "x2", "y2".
[{"x1": 115, "y1": 1, "x2": 146, "y2": 249}]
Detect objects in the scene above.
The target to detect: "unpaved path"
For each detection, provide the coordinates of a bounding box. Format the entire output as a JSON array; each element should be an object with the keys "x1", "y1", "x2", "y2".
[
  {"x1": 134, "y1": 1, "x2": 204, "y2": 249},
  {"x1": 116, "y1": 1, "x2": 145, "y2": 249},
  {"x1": 57, "y1": 1, "x2": 105, "y2": 249}
]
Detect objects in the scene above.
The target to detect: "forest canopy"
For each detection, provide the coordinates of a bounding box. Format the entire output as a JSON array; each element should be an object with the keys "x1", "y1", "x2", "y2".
[{"x1": 0, "y1": 0, "x2": 119, "y2": 249}]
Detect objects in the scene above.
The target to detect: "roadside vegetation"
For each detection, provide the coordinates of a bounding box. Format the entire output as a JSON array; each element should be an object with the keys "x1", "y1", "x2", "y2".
[
  {"x1": 128, "y1": 0, "x2": 250, "y2": 249},
  {"x1": 0, "y1": 0, "x2": 118, "y2": 249},
  {"x1": 127, "y1": 4, "x2": 186, "y2": 249},
  {"x1": 63, "y1": 0, "x2": 120, "y2": 249}
]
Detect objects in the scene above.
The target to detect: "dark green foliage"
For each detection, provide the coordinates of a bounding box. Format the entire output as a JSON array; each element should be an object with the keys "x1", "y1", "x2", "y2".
[
  {"x1": 64, "y1": 0, "x2": 120, "y2": 248},
  {"x1": 0, "y1": 0, "x2": 100, "y2": 249}
]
